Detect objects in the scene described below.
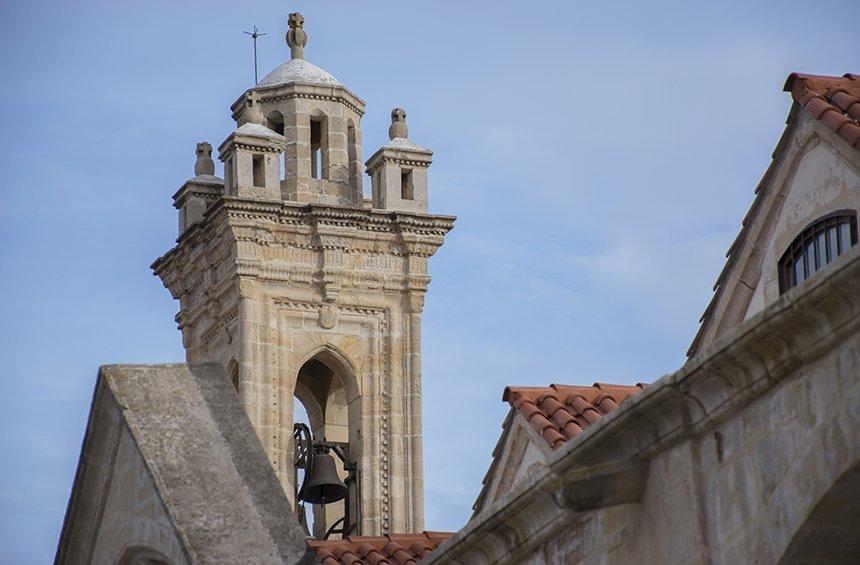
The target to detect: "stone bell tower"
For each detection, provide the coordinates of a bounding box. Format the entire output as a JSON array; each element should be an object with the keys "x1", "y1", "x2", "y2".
[{"x1": 151, "y1": 13, "x2": 454, "y2": 537}]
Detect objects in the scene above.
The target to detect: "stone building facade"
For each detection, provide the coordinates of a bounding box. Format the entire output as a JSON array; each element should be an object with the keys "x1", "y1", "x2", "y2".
[
  {"x1": 56, "y1": 11, "x2": 860, "y2": 563},
  {"x1": 150, "y1": 14, "x2": 454, "y2": 538}
]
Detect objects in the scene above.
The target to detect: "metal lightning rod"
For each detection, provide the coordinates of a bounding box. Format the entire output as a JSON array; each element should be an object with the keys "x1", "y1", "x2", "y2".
[{"x1": 243, "y1": 26, "x2": 267, "y2": 84}]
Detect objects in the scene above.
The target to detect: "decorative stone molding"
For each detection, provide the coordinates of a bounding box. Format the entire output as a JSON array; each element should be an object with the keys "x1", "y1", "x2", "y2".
[
  {"x1": 231, "y1": 82, "x2": 367, "y2": 120},
  {"x1": 201, "y1": 307, "x2": 238, "y2": 346},
  {"x1": 367, "y1": 156, "x2": 432, "y2": 169},
  {"x1": 317, "y1": 304, "x2": 338, "y2": 328},
  {"x1": 273, "y1": 298, "x2": 393, "y2": 532}
]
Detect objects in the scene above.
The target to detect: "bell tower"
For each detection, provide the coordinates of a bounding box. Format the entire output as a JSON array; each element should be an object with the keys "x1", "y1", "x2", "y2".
[{"x1": 152, "y1": 13, "x2": 454, "y2": 538}]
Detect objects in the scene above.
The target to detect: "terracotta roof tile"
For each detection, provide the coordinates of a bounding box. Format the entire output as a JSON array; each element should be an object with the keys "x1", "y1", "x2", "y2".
[
  {"x1": 307, "y1": 532, "x2": 452, "y2": 564},
  {"x1": 503, "y1": 382, "x2": 645, "y2": 450},
  {"x1": 784, "y1": 72, "x2": 860, "y2": 150}
]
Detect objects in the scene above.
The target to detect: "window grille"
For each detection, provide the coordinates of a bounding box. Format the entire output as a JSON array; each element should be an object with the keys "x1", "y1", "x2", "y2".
[{"x1": 778, "y1": 211, "x2": 857, "y2": 294}]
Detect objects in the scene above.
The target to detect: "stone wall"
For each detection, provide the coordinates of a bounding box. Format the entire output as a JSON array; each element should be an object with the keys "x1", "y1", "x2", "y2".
[
  {"x1": 511, "y1": 330, "x2": 859, "y2": 564},
  {"x1": 56, "y1": 364, "x2": 314, "y2": 564},
  {"x1": 89, "y1": 425, "x2": 188, "y2": 565}
]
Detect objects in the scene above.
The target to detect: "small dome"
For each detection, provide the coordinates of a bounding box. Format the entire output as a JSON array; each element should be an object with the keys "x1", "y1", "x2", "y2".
[{"x1": 257, "y1": 58, "x2": 339, "y2": 88}]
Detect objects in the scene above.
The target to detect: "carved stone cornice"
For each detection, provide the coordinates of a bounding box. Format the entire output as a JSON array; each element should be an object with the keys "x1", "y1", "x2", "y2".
[
  {"x1": 222, "y1": 141, "x2": 283, "y2": 155},
  {"x1": 427, "y1": 245, "x2": 860, "y2": 564},
  {"x1": 230, "y1": 82, "x2": 367, "y2": 119},
  {"x1": 152, "y1": 197, "x2": 454, "y2": 294},
  {"x1": 365, "y1": 154, "x2": 433, "y2": 172},
  {"x1": 171, "y1": 177, "x2": 224, "y2": 208}
]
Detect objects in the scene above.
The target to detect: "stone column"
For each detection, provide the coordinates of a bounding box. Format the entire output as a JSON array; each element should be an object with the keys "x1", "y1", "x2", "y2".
[{"x1": 406, "y1": 290, "x2": 426, "y2": 532}]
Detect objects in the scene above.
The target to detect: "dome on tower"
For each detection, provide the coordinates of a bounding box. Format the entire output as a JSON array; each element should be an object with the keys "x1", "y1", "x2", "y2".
[
  {"x1": 255, "y1": 12, "x2": 340, "y2": 89},
  {"x1": 257, "y1": 58, "x2": 339, "y2": 88}
]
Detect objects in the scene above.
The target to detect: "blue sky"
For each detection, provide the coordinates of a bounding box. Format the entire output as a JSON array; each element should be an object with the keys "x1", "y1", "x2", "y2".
[{"x1": 0, "y1": 0, "x2": 858, "y2": 562}]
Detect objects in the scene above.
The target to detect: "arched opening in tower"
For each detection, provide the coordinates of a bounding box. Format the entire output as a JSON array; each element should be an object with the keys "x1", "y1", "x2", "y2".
[
  {"x1": 293, "y1": 355, "x2": 356, "y2": 539},
  {"x1": 309, "y1": 116, "x2": 328, "y2": 180},
  {"x1": 265, "y1": 111, "x2": 286, "y2": 182},
  {"x1": 266, "y1": 110, "x2": 285, "y2": 136}
]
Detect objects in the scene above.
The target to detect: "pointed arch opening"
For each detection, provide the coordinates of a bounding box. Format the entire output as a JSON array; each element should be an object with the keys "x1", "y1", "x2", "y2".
[{"x1": 292, "y1": 345, "x2": 360, "y2": 540}]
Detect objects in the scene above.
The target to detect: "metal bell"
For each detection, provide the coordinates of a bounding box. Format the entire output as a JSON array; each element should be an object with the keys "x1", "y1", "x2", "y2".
[{"x1": 302, "y1": 450, "x2": 348, "y2": 505}]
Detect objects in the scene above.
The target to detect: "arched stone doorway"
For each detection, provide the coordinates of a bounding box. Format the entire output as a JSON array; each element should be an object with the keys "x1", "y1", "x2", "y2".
[
  {"x1": 292, "y1": 347, "x2": 359, "y2": 539},
  {"x1": 779, "y1": 461, "x2": 860, "y2": 563}
]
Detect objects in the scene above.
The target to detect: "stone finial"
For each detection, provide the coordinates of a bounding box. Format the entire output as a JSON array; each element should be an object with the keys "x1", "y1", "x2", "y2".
[
  {"x1": 239, "y1": 91, "x2": 265, "y2": 126},
  {"x1": 388, "y1": 108, "x2": 408, "y2": 140},
  {"x1": 286, "y1": 12, "x2": 307, "y2": 60},
  {"x1": 194, "y1": 142, "x2": 215, "y2": 176}
]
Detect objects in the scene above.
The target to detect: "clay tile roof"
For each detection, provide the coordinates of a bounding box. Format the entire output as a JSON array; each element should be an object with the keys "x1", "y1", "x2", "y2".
[
  {"x1": 784, "y1": 73, "x2": 860, "y2": 149},
  {"x1": 307, "y1": 532, "x2": 453, "y2": 564},
  {"x1": 503, "y1": 382, "x2": 646, "y2": 449}
]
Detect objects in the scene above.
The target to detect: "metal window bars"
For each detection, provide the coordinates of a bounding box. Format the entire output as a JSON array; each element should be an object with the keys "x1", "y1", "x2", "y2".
[{"x1": 778, "y1": 211, "x2": 857, "y2": 294}]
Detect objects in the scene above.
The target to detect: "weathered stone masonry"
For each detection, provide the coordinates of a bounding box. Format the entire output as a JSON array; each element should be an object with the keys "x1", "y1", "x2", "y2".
[{"x1": 151, "y1": 13, "x2": 454, "y2": 537}]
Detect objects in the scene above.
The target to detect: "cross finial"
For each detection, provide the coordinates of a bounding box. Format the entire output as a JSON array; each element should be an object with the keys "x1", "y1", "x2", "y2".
[
  {"x1": 194, "y1": 142, "x2": 215, "y2": 177},
  {"x1": 240, "y1": 91, "x2": 265, "y2": 126},
  {"x1": 286, "y1": 12, "x2": 307, "y2": 60},
  {"x1": 388, "y1": 108, "x2": 408, "y2": 140}
]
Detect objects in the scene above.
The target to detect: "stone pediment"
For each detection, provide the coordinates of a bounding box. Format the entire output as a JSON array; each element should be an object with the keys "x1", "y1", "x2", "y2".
[
  {"x1": 55, "y1": 364, "x2": 312, "y2": 564},
  {"x1": 688, "y1": 85, "x2": 860, "y2": 358}
]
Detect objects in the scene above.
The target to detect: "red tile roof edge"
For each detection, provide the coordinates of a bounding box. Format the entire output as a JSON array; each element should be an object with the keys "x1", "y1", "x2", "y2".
[
  {"x1": 783, "y1": 72, "x2": 860, "y2": 148},
  {"x1": 504, "y1": 382, "x2": 646, "y2": 450},
  {"x1": 307, "y1": 532, "x2": 453, "y2": 564}
]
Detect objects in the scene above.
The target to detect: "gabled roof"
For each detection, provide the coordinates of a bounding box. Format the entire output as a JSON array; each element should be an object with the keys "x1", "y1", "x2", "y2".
[
  {"x1": 472, "y1": 382, "x2": 645, "y2": 516},
  {"x1": 307, "y1": 532, "x2": 452, "y2": 564},
  {"x1": 56, "y1": 363, "x2": 312, "y2": 564},
  {"x1": 504, "y1": 383, "x2": 645, "y2": 449},
  {"x1": 687, "y1": 71, "x2": 860, "y2": 358}
]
